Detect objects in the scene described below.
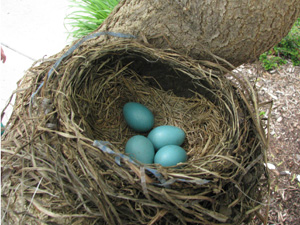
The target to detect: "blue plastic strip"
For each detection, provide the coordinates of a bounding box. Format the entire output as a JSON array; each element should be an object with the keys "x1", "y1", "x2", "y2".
[
  {"x1": 93, "y1": 140, "x2": 135, "y2": 166},
  {"x1": 31, "y1": 31, "x2": 136, "y2": 102},
  {"x1": 144, "y1": 167, "x2": 167, "y2": 184}
]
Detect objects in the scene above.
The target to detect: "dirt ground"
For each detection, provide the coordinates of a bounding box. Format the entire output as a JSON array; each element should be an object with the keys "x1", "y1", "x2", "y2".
[{"x1": 233, "y1": 62, "x2": 300, "y2": 225}]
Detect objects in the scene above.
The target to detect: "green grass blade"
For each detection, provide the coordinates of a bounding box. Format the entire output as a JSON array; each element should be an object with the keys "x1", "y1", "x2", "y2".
[{"x1": 65, "y1": 0, "x2": 120, "y2": 39}]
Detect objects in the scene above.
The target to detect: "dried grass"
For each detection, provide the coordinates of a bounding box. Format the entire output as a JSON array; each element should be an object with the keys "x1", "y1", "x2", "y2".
[{"x1": 1, "y1": 40, "x2": 269, "y2": 224}]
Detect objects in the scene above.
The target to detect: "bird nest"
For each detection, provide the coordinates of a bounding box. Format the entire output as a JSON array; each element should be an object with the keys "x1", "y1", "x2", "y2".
[{"x1": 1, "y1": 39, "x2": 269, "y2": 224}]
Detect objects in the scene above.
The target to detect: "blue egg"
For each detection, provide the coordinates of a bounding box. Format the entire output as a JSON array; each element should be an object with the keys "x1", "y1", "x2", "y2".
[
  {"x1": 125, "y1": 135, "x2": 155, "y2": 164},
  {"x1": 1, "y1": 123, "x2": 5, "y2": 135},
  {"x1": 123, "y1": 102, "x2": 154, "y2": 132},
  {"x1": 154, "y1": 145, "x2": 187, "y2": 167},
  {"x1": 147, "y1": 125, "x2": 185, "y2": 150}
]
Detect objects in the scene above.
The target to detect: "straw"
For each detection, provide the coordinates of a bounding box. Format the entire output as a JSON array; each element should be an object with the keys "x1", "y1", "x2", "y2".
[{"x1": 1, "y1": 40, "x2": 269, "y2": 224}]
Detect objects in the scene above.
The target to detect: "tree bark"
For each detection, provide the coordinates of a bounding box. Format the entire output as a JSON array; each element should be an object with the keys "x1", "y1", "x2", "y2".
[{"x1": 98, "y1": 0, "x2": 300, "y2": 68}]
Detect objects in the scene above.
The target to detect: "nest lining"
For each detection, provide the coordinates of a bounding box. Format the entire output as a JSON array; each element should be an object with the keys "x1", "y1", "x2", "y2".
[
  {"x1": 69, "y1": 61, "x2": 227, "y2": 161},
  {"x1": 1, "y1": 40, "x2": 269, "y2": 225}
]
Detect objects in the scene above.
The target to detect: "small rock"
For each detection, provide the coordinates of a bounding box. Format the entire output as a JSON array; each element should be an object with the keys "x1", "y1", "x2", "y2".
[
  {"x1": 265, "y1": 163, "x2": 276, "y2": 170},
  {"x1": 287, "y1": 67, "x2": 295, "y2": 73},
  {"x1": 268, "y1": 92, "x2": 278, "y2": 100},
  {"x1": 275, "y1": 91, "x2": 284, "y2": 95},
  {"x1": 277, "y1": 117, "x2": 283, "y2": 122},
  {"x1": 280, "y1": 171, "x2": 291, "y2": 176}
]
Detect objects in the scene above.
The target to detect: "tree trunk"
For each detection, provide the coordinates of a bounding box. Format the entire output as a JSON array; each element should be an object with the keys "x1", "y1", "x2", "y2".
[{"x1": 98, "y1": 0, "x2": 300, "y2": 68}]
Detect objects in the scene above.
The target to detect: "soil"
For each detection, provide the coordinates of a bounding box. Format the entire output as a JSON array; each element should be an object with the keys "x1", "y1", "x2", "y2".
[{"x1": 233, "y1": 62, "x2": 300, "y2": 225}]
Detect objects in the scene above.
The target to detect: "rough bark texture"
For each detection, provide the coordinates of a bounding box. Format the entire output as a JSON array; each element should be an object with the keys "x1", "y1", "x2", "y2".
[{"x1": 98, "y1": 0, "x2": 300, "y2": 67}]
